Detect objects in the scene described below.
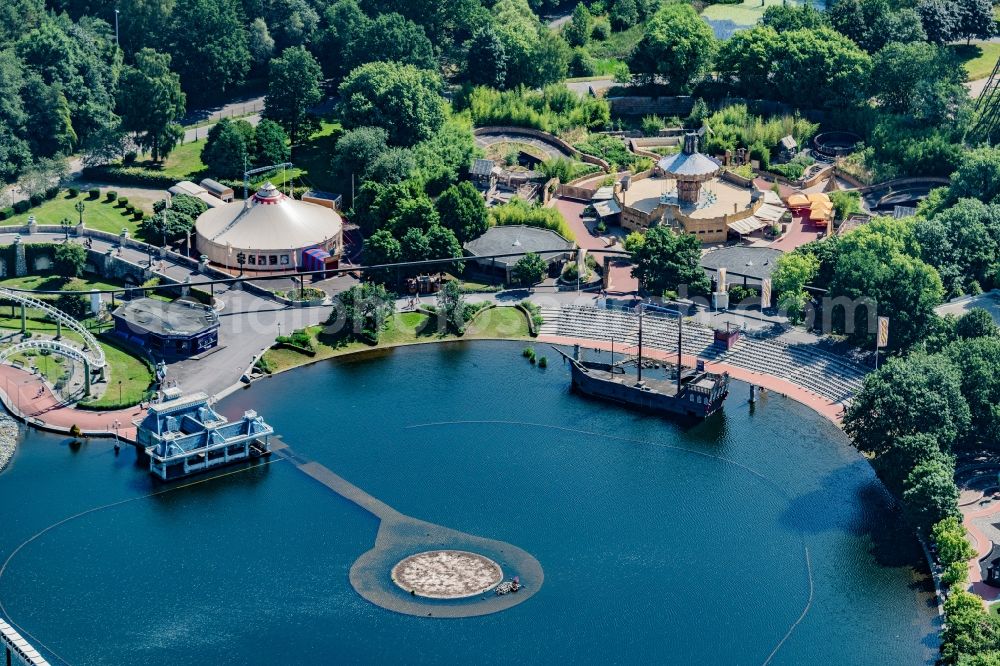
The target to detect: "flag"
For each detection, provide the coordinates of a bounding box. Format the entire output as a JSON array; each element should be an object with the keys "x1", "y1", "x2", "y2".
[
  {"x1": 877, "y1": 316, "x2": 889, "y2": 348},
  {"x1": 761, "y1": 278, "x2": 771, "y2": 309},
  {"x1": 718, "y1": 267, "x2": 727, "y2": 292}
]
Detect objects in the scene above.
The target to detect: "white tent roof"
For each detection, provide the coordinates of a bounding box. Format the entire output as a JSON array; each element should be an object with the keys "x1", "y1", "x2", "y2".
[{"x1": 194, "y1": 182, "x2": 342, "y2": 251}]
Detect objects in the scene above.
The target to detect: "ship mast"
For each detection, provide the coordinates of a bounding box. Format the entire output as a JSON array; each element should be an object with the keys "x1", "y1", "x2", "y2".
[
  {"x1": 677, "y1": 307, "x2": 683, "y2": 394},
  {"x1": 637, "y1": 303, "x2": 643, "y2": 383}
]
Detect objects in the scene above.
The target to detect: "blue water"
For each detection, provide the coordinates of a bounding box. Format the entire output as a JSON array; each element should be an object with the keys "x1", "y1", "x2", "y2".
[{"x1": 0, "y1": 341, "x2": 937, "y2": 664}]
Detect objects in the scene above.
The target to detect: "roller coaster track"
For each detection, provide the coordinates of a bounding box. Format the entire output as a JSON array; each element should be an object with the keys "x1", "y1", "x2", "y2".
[
  {"x1": 0, "y1": 288, "x2": 105, "y2": 370},
  {"x1": 970, "y1": 57, "x2": 1000, "y2": 144}
]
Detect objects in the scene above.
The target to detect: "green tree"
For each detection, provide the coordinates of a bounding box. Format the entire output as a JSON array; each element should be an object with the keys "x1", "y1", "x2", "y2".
[
  {"x1": 628, "y1": 3, "x2": 716, "y2": 94},
  {"x1": 956, "y1": 308, "x2": 999, "y2": 340},
  {"x1": 400, "y1": 226, "x2": 431, "y2": 264},
  {"x1": 771, "y1": 251, "x2": 819, "y2": 322},
  {"x1": 947, "y1": 148, "x2": 1000, "y2": 206},
  {"x1": 844, "y1": 353, "x2": 970, "y2": 459},
  {"x1": 22, "y1": 76, "x2": 76, "y2": 157},
  {"x1": 247, "y1": 18, "x2": 275, "y2": 68},
  {"x1": 933, "y1": 516, "x2": 977, "y2": 567},
  {"x1": 201, "y1": 118, "x2": 251, "y2": 180},
  {"x1": 387, "y1": 195, "x2": 439, "y2": 236},
  {"x1": 264, "y1": 46, "x2": 323, "y2": 146},
  {"x1": 761, "y1": 4, "x2": 827, "y2": 31},
  {"x1": 436, "y1": 279, "x2": 467, "y2": 334},
  {"x1": 902, "y1": 453, "x2": 960, "y2": 533},
  {"x1": 945, "y1": 337, "x2": 1000, "y2": 448},
  {"x1": 337, "y1": 282, "x2": 396, "y2": 343},
  {"x1": 53, "y1": 242, "x2": 86, "y2": 278},
  {"x1": 870, "y1": 43, "x2": 966, "y2": 122},
  {"x1": 563, "y1": 4, "x2": 592, "y2": 47},
  {"x1": 917, "y1": 0, "x2": 959, "y2": 45},
  {"x1": 339, "y1": 62, "x2": 445, "y2": 147},
  {"x1": 941, "y1": 590, "x2": 1000, "y2": 665},
  {"x1": 609, "y1": 0, "x2": 639, "y2": 31},
  {"x1": 168, "y1": 0, "x2": 249, "y2": 104},
  {"x1": 957, "y1": 0, "x2": 994, "y2": 43},
  {"x1": 334, "y1": 126, "x2": 389, "y2": 185},
  {"x1": 253, "y1": 119, "x2": 290, "y2": 167},
  {"x1": 348, "y1": 13, "x2": 436, "y2": 72},
  {"x1": 436, "y1": 181, "x2": 489, "y2": 243},
  {"x1": 315, "y1": 0, "x2": 370, "y2": 80},
  {"x1": 425, "y1": 224, "x2": 463, "y2": 273},
  {"x1": 511, "y1": 252, "x2": 547, "y2": 286},
  {"x1": 118, "y1": 49, "x2": 185, "y2": 160},
  {"x1": 361, "y1": 229, "x2": 402, "y2": 268},
  {"x1": 829, "y1": 218, "x2": 943, "y2": 349},
  {"x1": 629, "y1": 225, "x2": 711, "y2": 297},
  {"x1": 465, "y1": 23, "x2": 508, "y2": 88}
]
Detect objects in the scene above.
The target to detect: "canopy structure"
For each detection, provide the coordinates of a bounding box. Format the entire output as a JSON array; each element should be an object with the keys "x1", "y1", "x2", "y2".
[
  {"x1": 593, "y1": 199, "x2": 622, "y2": 218},
  {"x1": 656, "y1": 133, "x2": 721, "y2": 204}
]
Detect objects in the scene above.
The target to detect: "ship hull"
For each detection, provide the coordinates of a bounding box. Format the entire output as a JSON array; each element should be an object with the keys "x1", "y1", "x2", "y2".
[{"x1": 568, "y1": 360, "x2": 727, "y2": 419}]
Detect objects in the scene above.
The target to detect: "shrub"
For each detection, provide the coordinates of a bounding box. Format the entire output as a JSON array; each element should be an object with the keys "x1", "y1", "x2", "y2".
[
  {"x1": 29, "y1": 193, "x2": 43, "y2": 207},
  {"x1": 0, "y1": 208, "x2": 12, "y2": 220},
  {"x1": 490, "y1": 198, "x2": 575, "y2": 241},
  {"x1": 538, "y1": 356, "x2": 548, "y2": 368},
  {"x1": 12, "y1": 200, "x2": 29, "y2": 214},
  {"x1": 642, "y1": 115, "x2": 665, "y2": 137},
  {"x1": 591, "y1": 19, "x2": 610, "y2": 40},
  {"x1": 45, "y1": 186, "x2": 59, "y2": 200},
  {"x1": 106, "y1": 190, "x2": 117, "y2": 202},
  {"x1": 67, "y1": 187, "x2": 79, "y2": 198},
  {"x1": 88, "y1": 188, "x2": 100, "y2": 199},
  {"x1": 117, "y1": 197, "x2": 129, "y2": 207},
  {"x1": 595, "y1": 220, "x2": 607, "y2": 233},
  {"x1": 123, "y1": 151, "x2": 137, "y2": 165}
]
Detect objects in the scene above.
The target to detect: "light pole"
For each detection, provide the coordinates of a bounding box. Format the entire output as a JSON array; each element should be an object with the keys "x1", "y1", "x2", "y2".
[
  {"x1": 60, "y1": 217, "x2": 72, "y2": 241},
  {"x1": 118, "y1": 380, "x2": 122, "y2": 404},
  {"x1": 236, "y1": 251, "x2": 246, "y2": 277},
  {"x1": 75, "y1": 200, "x2": 85, "y2": 227}
]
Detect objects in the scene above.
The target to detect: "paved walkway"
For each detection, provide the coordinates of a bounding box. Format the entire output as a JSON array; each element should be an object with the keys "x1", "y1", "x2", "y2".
[
  {"x1": 550, "y1": 197, "x2": 638, "y2": 294},
  {"x1": 0, "y1": 365, "x2": 140, "y2": 439}
]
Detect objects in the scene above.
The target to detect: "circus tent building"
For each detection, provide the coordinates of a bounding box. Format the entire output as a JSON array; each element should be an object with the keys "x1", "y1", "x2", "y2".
[{"x1": 194, "y1": 182, "x2": 343, "y2": 272}]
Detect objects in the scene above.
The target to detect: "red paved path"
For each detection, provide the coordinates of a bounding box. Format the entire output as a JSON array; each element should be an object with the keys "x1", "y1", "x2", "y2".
[
  {"x1": 963, "y1": 502, "x2": 1000, "y2": 603},
  {"x1": 0, "y1": 365, "x2": 140, "y2": 440},
  {"x1": 538, "y1": 333, "x2": 847, "y2": 424},
  {"x1": 551, "y1": 197, "x2": 639, "y2": 295},
  {"x1": 770, "y1": 213, "x2": 827, "y2": 252}
]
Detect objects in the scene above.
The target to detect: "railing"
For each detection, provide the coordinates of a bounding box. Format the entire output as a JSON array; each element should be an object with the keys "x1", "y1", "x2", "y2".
[
  {"x1": 0, "y1": 617, "x2": 50, "y2": 666},
  {"x1": 0, "y1": 289, "x2": 105, "y2": 369}
]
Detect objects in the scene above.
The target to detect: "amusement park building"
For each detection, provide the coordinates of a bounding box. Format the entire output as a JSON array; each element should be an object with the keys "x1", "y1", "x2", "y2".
[{"x1": 194, "y1": 182, "x2": 343, "y2": 272}]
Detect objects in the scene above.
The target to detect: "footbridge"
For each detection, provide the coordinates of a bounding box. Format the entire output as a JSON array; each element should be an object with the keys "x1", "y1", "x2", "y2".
[{"x1": 1, "y1": 617, "x2": 49, "y2": 666}]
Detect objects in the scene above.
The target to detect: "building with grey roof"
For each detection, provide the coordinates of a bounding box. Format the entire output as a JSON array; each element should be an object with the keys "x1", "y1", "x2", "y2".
[
  {"x1": 112, "y1": 298, "x2": 220, "y2": 358},
  {"x1": 464, "y1": 225, "x2": 574, "y2": 281}
]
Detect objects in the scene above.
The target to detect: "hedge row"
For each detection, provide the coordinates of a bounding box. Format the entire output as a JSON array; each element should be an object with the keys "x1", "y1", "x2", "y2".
[{"x1": 81, "y1": 165, "x2": 177, "y2": 189}]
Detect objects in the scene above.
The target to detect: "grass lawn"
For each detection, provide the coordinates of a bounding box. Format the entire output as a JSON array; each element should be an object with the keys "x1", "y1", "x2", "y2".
[
  {"x1": 78, "y1": 338, "x2": 155, "y2": 408},
  {"x1": 953, "y1": 42, "x2": 1000, "y2": 81},
  {"x1": 1, "y1": 191, "x2": 146, "y2": 235},
  {"x1": 8, "y1": 351, "x2": 68, "y2": 385},
  {"x1": 261, "y1": 306, "x2": 531, "y2": 374},
  {"x1": 586, "y1": 25, "x2": 644, "y2": 60},
  {"x1": 290, "y1": 118, "x2": 343, "y2": 193},
  {"x1": 134, "y1": 138, "x2": 208, "y2": 182}
]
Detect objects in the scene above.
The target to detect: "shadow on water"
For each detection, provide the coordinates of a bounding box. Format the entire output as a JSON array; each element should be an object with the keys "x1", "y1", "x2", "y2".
[{"x1": 781, "y1": 464, "x2": 925, "y2": 569}]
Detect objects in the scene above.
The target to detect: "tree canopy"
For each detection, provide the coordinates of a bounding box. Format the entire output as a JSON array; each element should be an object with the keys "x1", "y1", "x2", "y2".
[{"x1": 339, "y1": 62, "x2": 445, "y2": 147}]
